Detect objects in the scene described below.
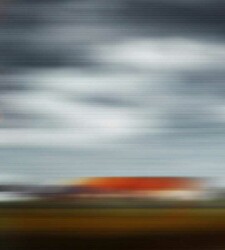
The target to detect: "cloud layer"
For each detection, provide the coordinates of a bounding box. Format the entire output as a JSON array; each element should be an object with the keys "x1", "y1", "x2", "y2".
[{"x1": 0, "y1": 0, "x2": 225, "y2": 181}]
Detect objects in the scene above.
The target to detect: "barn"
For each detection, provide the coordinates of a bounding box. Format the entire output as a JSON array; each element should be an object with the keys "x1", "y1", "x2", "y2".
[{"x1": 69, "y1": 177, "x2": 207, "y2": 201}]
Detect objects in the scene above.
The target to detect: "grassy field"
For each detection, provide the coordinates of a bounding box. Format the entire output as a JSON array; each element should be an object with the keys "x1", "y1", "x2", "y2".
[
  {"x1": 0, "y1": 204, "x2": 225, "y2": 234},
  {"x1": 0, "y1": 201, "x2": 225, "y2": 249}
]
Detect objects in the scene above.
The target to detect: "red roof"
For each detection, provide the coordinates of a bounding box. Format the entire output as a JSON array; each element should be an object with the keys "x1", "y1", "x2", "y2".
[{"x1": 80, "y1": 177, "x2": 200, "y2": 191}]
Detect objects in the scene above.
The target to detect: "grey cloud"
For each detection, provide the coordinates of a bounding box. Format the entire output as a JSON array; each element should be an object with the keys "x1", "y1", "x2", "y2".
[{"x1": 0, "y1": 0, "x2": 225, "y2": 181}]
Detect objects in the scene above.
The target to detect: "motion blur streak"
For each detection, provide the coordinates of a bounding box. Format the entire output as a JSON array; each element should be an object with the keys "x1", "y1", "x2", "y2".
[{"x1": 0, "y1": 0, "x2": 225, "y2": 249}]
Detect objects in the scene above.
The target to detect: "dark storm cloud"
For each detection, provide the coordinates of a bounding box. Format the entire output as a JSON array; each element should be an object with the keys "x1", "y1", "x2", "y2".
[
  {"x1": 0, "y1": 41, "x2": 91, "y2": 67},
  {"x1": 2, "y1": 0, "x2": 225, "y2": 32},
  {"x1": 1, "y1": 0, "x2": 225, "y2": 69},
  {"x1": 121, "y1": 0, "x2": 225, "y2": 32},
  {"x1": 0, "y1": 1, "x2": 101, "y2": 68}
]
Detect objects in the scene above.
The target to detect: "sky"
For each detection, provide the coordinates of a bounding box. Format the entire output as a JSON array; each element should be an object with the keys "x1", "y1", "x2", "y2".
[{"x1": 0, "y1": 0, "x2": 225, "y2": 183}]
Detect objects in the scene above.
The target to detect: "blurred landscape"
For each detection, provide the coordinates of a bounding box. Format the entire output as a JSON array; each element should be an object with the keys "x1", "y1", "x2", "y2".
[
  {"x1": 1, "y1": 0, "x2": 225, "y2": 249},
  {"x1": 0, "y1": 176, "x2": 224, "y2": 204},
  {"x1": 0, "y1": 177, "x2": 225, "y2": 250}
]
